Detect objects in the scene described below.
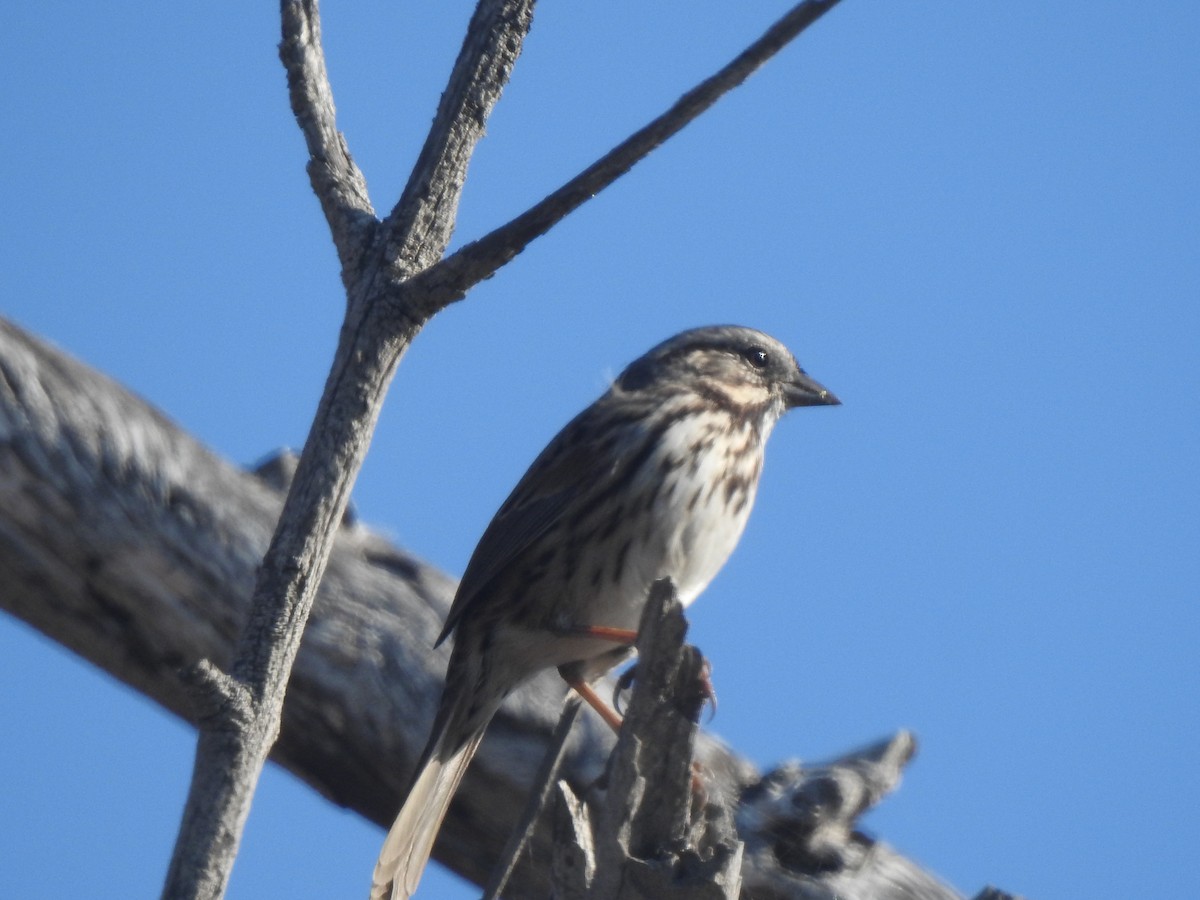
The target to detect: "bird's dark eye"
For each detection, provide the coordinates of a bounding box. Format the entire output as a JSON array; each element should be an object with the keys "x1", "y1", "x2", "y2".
[{"x1": 743, "y1": 346, "x2": 770, "y2": 369}]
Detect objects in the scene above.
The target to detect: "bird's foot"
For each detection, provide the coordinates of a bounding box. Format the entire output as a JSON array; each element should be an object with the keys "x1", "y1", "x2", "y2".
[{"x1": 612, "y1": 659, "x2": 717, "y2": 723}]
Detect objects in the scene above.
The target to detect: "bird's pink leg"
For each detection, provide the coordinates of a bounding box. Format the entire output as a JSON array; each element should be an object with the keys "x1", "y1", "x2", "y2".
[
  {"x1": 565, "y1": 627, "x2": 715, "y2": 798},
  {"x1": 563, "y1": 676, "x2": 624, "y2": 733},
  {"x1": 558, "y1": 625, "x2": 638, "y2": 731},
  {"x1": 575, "y1": 624, "x2": 638, "y2": 644}
]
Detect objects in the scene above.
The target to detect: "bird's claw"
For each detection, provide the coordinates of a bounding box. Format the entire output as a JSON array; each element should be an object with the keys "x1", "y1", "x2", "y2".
[
  {"x1": 612, "y1": 664, "x2": 638, "y2": 718},
  {"x1": 612, "y1": 660, "x2": 717, "y2": 723},
  {"x1": 699, "y1": 659, "x2": 717, "y2": 723}
]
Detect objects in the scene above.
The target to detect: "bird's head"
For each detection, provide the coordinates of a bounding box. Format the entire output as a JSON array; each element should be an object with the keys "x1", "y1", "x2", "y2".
[{"x1": 616, "y1": 324, "x2": 840, "y2": 416}]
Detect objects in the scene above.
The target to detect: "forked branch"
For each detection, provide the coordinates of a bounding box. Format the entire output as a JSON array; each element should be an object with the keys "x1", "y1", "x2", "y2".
[{"x1": 162, "y1": 2, "x2": 537, "y2": 897}]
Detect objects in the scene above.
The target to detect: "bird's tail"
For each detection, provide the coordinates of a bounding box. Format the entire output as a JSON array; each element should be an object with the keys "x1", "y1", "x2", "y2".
[{"x1": 370, "y1": 730, "x2": 484, "y2": 900}]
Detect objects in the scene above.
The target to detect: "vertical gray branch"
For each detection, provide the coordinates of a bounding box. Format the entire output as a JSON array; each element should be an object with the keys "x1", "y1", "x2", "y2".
[
  {"x1": 160, "y1": 2, "x2": 537, "y2": 896},
  {"x1": 162, "y1": 307, "x2": 410, "y2": 899},
  {"x1": 383, "y1": 0, "x2": 536, "y2": 277},
  {"x1": 279, "y1": 0, "x2": 376, "y2": 281}
]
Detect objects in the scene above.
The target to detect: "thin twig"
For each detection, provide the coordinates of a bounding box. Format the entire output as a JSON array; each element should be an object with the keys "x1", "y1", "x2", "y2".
[
  {"x1": 400, "y1": 0, "x2": 843, "y2": 317},
  {"x1": 382, "y1": 0, "x2": 537, "y2": 277},
  {"x1": 482, "y1": 693, "x2": 583, "y2": 900},
  {"x1": 279, "y1": 0, "x2": 376, "y2": 277}
]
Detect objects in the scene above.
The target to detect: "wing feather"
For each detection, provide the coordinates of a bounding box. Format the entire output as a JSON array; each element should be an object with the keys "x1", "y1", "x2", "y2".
[{"x1": 435, "y1": 409, "x2": 621, "y2": 645}]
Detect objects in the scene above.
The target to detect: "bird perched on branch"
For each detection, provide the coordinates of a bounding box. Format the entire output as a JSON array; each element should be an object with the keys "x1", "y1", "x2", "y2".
[{"x1": 371, "y1": 325, "x2": 839, "y2": 899}]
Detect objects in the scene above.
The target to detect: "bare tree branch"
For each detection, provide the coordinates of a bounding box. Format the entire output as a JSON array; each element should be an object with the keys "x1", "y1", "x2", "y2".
[
  {"x1": 279, "y1": 0, "x2": 376, "y2": 279},
  {"x1": 399, "y1": 0, "x2": 844, "y2": 318},
  {"x1": 162, "y1": 1, "x2": 538, "y2": 895},
  {"x1": 383, "y1": 0, "x2": 536, "y2": 278}
]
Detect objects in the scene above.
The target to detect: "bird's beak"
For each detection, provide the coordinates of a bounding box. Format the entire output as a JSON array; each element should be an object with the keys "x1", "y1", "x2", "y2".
[{"x1": 784, "y1": 369, "x2": 840, "y2": 408}]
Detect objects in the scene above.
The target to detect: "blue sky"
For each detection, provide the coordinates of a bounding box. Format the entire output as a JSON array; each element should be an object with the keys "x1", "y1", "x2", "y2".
[{"x1": 2, "y1": 2, "x2": 1197, "y2": 898}]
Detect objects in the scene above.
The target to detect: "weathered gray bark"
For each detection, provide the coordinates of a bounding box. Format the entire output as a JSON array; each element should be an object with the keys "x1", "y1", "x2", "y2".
[
  {"x1": 558, "y1": 581, "x2": 745, "y2": 900},
  {"x1": 0, "y1": 317, "x2": 1016, "y2": 900}
]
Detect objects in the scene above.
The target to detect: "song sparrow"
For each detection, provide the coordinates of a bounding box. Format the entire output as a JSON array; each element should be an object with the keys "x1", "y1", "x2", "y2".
[{"x1": 371, "y1": 325, "x2": 838, "y2": 899}]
